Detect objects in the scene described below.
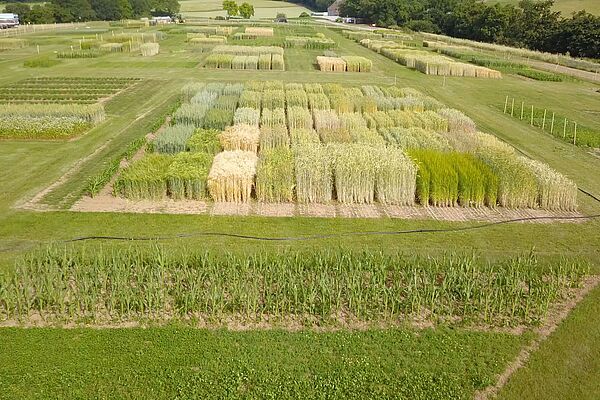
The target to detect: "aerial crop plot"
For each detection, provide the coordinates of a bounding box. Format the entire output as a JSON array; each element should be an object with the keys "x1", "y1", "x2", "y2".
[
  {"x1": 76, "y1": 80, "x2": 580, "y2": 219},
  {"x1": 1, "y1": 7, "x2": 600, "y2": 399},
  {"x1": 0, "y1": 77, "x2": 139, "y2": 139}
]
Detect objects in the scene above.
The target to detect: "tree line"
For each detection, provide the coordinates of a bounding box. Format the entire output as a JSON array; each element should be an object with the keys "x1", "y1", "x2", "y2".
[
  {"x1": 3, "y1": 0, "x2": 180, "y2": 24},
  {"x1": 293, "y1": 0, "x2": 600, "y2": 59}
]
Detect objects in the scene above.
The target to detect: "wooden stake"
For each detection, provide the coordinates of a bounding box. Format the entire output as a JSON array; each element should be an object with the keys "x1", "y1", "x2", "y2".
[
  {"x1": 36, "y1": 45, "x2": 40, "y2": 54},
  {"x1": 530, "y1": 105, "x2": 534, "y2": 126},
  {"x1": 573, "y1": 122, "x2": 577, "y2": 145},
  {"x1": 520, "y1": 101, "x2": 524, "y2": 120},
  {"x1": 542, "y1": 109, "x2": 547, "y2": 130},
  {"x1": 563, "y1": 118, "x2": 567, "y2": 139},
  {"x1": 503, "y1": 95, "x2": 508, "y2": 114},
  {"x1": 510, "y1": 98, "x2": 515, "y2": 117},
  {"x1": 550, "y1": 112, "x2": 555, "y2": 134}
]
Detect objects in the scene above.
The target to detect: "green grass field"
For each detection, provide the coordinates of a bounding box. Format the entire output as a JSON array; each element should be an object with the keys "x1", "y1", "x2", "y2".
[
  {"x1": 490, "y1": 0, "x2": 600, "y2": 15},
  {"x1": 180, "y1": 0, "x2": 312, "y2": 18},
  {"x1": 0, "y1": 13, "x2": 599, "y2": 399}
]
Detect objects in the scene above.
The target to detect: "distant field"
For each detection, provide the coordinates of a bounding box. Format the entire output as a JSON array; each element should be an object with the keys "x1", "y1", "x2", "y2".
[
  {"x1": 180, "y1": 0, "x2": 312, "y2": 19},
  {"x1": 488, "y1": 0, "x2": 600, "y2": 15}
]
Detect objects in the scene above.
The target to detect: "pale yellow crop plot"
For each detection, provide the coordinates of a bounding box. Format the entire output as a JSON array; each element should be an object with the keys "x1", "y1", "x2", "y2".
[{"x1": 180, "y1": 0, "x2": 312, "y2": 19}]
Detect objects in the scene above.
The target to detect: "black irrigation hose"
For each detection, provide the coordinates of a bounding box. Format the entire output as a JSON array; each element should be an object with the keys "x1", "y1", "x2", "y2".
[{"x1": 61, "y1": 213, "x2": 600, "y2": 243}]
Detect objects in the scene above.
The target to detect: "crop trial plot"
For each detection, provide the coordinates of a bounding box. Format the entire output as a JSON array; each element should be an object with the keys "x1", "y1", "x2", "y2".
[
  {"x1": 0, "y1": 77, "x2": 140, "y2": 140},
  {"x1": 74, "y1": 79, "x2": 580, "y2": 219}
]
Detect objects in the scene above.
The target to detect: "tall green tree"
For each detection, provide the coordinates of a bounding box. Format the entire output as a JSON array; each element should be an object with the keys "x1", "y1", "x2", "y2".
[
  {"x1": 151, "y1": 0, "x2": 180, "y2": 16},
  {"x1": 554, "y1": 11, "x2": 600, "y2": 58},
  {"x1": 222, "y1": 0, "x2": 239, "y2": 16},
  {"x1": 239, "y1": 2, "x2": 254, "y2": 18},
  {"x1": 50, "y1": 0, "x2": 95, "y2": 22}
]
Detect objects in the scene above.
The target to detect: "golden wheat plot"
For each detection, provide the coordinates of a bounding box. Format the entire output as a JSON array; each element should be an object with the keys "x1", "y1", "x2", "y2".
[{"x1": 208, "y1": 150, "x2": 258, "y2": 203}]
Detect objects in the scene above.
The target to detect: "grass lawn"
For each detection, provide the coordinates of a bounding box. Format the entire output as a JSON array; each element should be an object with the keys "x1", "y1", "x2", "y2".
[
  {"x1": 498, "y1": 284, "x2": 600, "y2": 400},
  {"x1": 0, "y1": 20, "x2": 599, "y2": 399},
  {"x1": 0, "y1": 326, "x2": 528, "y2": 399}
]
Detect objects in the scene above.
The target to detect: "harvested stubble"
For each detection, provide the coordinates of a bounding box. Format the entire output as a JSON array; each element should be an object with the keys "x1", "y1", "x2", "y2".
[
  {"x1": 522, "y1": 159, "x2": 578, "y2": 211},
  {"x1": 256, "y1": 148, "x2": 295, "y2": 202},
  {"x1": 239, "y1": 91, "x2": 261, "y2": 109},
  {"x1": 115, "y1": 154, "x2": 172, "y2": 200},
  {"x1": 290, "y1": 128, "x2": 320, "y2": 145},
  {"x1": 260, "y1": 108, "x2": 286, "y2": 128},
  {"x1": 154, "y1": 124, "x2": 196, "y2": 154},
  {"x1": 208, "y1": 150, "x2": 258, "y2": 203},
  {"x1": 167, "y1": 152, "x2": 213, "y2": 200},
  {"x1": 380, "y1": 127, "x2": 451, "y2": 152},
  {"x1": 261, "y1": 90, "x2": 285, "y2": 110},
  {"x1": 234, "y1": 107, "x2": 260, "y2": 126},
  {"x1": 203, "y1": 108, "x2": 233, "y2": 130},
  {"x1": 342, "y1": 56, "x2": 373, "y2": 72},
  {"x1": 186, "y1": 128, "x2": 222, "y2": 155},
  {"x1": 260, "y1": 125, "x2": 290, "y2": 150},
  {"x1": 140, "y1": 43, "x2": 159, "y2": 57},
  {"x1": 286, "y1": 90, "x2": 308, "y2": 108},
  {"x1": 181, "y1": 82, "x2": 205, "y2": 102},
  {"x1": 316, "y1": 56, "x2": 347, "y2": 72},
  {"x1": 375, "y1": 147, "x2": 417, "y2": 205},
  {"x1": 294, "y1": 144, "x2": 333, "y2": 203},
  {"x1": 220, "y1": 124, "x2": 260, "y2": 153},
  {"x1": 245, "y1": 27, "x2": 274, "y2": 37},
  {"x1": 308, "y1": 93, "x2": 330, "y2": 110},
  {"x1": 331, "y1": 144, "x2": 378, "y2": 204}
]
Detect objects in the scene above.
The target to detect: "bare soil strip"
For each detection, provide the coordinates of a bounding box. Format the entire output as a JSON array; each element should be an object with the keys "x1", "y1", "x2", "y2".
[
  {"x1": 474, "y1": 275, "x2": 600, "y2": 400},
  {"x1": 71, "y1": 194, "x2": 584, "y2": 223}
]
